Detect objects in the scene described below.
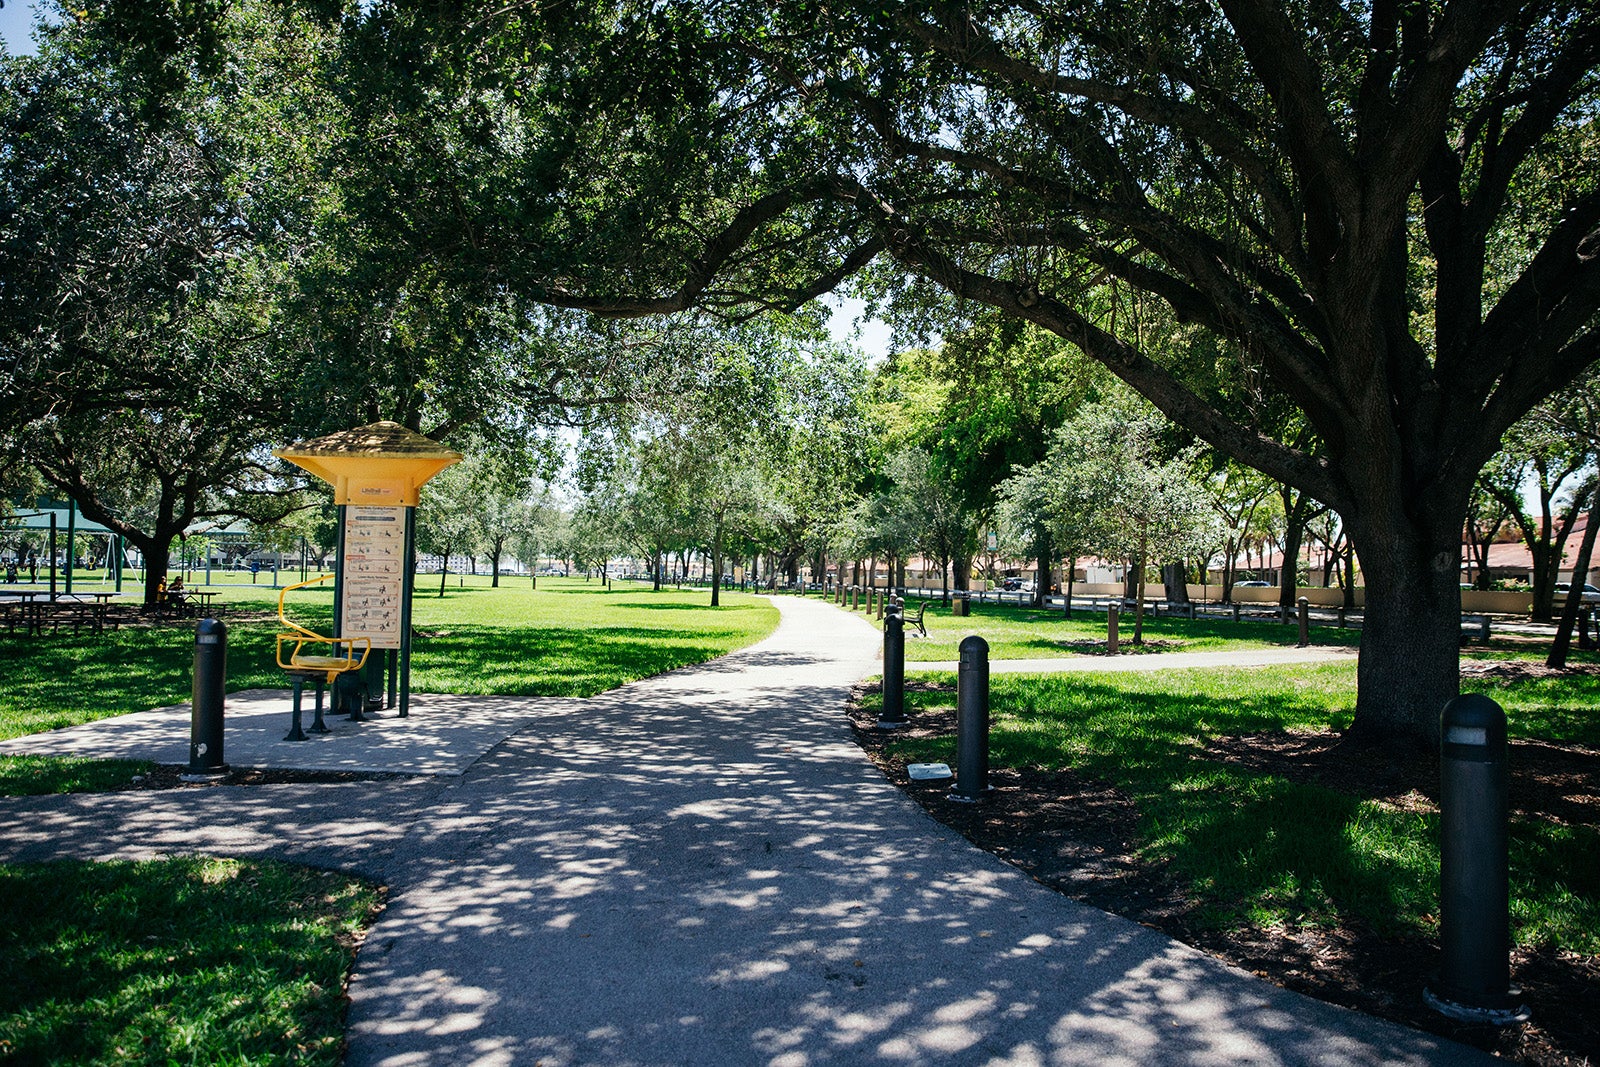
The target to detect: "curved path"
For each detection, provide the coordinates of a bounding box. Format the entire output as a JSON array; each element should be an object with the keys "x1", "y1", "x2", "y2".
[{"x1": 0, "y1": 597, "x2": 1485, "y2": 1066}]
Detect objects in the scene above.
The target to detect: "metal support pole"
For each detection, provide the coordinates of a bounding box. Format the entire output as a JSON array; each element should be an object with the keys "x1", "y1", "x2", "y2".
[
  {"x1": 65, "y1": 500, "x2": 75, "y2": 594},
  {"x1": 185, "y1": 619, "x2": 229, "y2": 779},
  {"x1": 400, "y1": 506, "x2": 417, "y2": 717},
  {"x1": 951, "y1": 636, "x2": 991, "y2": 802},
  {"x1": 286, "y1": 675, "x2": 309, "y2": 742},
  {"x1": 1107, "y1": 602, "x2": 1120, "y2": 653},
  {"x1": 879, "y1": 603, "x2": 906, "y2": 729},
  {"x1": 1425, "y1": 694, "x2": 1528, "y2": 1025},
  {"x1": 1297, "y1": 596, "x2": 1310, "y2": 647}
]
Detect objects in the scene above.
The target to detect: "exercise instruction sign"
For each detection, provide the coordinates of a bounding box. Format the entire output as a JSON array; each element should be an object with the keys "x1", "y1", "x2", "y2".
[{"x1": 341, "y1": 505, "x2": 406, "y2": 648}]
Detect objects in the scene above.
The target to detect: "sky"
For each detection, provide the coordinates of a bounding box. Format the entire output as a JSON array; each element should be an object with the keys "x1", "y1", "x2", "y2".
[{"x1": 0, "y1": 0, "x2": 42, "y2": 55}]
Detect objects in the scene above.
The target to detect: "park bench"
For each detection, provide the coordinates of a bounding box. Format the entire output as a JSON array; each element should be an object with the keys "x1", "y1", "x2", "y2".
[
  {"x1": 904, "y1": 599, "x2": 929, "y2": 638},
  {"x1": 276, "y1": 574, "x2": 371, "y2": 741}
]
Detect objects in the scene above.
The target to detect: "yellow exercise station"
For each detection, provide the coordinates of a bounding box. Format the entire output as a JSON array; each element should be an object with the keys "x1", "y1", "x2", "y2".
[{"x1": 272, "y1": 422, "x2": 460, "y2": 741}]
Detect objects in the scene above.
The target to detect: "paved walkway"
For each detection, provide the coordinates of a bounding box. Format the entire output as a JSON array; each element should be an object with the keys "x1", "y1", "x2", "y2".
[{"x1": 0, "y1": 597, "x2": 1486, "y2": 1066}]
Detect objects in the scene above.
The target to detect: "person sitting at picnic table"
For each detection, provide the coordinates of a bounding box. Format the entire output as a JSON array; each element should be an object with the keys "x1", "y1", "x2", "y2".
[{"x1": 168, "y1": 576, "x2": 188, "y2": 605}]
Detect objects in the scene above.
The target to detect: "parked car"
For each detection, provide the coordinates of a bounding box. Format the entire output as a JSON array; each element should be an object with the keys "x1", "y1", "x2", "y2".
[
  {"x1": 1236, "y1": 580, "x2": 1271, "y2": 587},
  {"x1": 1554, "y1": 582, "x2": 1600, "y2": 604}
]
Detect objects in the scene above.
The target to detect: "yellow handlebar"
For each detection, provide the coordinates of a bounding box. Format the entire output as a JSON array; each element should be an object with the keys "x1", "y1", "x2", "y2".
[{"x1": 275, "y1": 574, "x2": 371, "y2": 681}]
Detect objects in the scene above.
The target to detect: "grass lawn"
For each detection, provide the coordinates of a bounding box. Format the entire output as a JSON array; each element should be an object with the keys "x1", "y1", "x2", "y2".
[
  {"x1": 835, "y1": 595, "x2": 1361, "y2": 660},
  {"x1": 0, "y1": 857, "x2": 380, "y2": 1065},
  {"x1": 0, "y1": 576, "x2": 779, "y2": 742},
  {"x1": 868, "y1": 661, "x2": 1599, "y2": 955}
]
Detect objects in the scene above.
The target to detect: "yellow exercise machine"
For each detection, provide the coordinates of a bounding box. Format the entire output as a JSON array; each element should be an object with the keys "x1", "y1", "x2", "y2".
[{"x1": 277, "y1": 574, "x2": 371, "y2": 741}]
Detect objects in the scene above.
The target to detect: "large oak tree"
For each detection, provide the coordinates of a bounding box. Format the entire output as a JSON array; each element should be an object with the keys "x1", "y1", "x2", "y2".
[{"x1": 313, "y1": 0, "x2": 1596, "y2": 748}]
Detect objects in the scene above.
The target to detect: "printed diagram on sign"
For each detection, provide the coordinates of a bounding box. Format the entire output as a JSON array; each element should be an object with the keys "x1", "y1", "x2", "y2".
[{"x1": 341, "y1": 505, "x2": 408, "y2": 648}]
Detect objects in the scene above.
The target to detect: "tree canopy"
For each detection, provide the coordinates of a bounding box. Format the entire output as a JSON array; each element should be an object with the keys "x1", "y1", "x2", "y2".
[{"x1": 301, "y1": 0, "x2": 1599, "y2": 746}]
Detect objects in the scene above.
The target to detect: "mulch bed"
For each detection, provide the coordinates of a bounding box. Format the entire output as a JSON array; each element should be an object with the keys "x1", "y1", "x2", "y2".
[{"x1": 847, "y1": 674, "x2": 1599, "y2": 1066}]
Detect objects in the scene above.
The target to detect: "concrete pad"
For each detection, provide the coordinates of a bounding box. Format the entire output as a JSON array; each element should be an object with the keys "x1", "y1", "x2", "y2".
[{"x1": 0, "y1": 689, "x2": 580, "y2": 776}]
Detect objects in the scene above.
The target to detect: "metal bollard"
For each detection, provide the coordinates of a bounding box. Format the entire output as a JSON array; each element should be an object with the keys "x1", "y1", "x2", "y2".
[
  {"x1": 879, "y1": 603, "x2": 906, "y2": 728},
  {"x1": 1232, "y1": 603, "x2": 1241, "y2": 623},
  {"x1": 1425, "y1": 694, "x2": 1529, "y2": 1025},
  {"x1": 951, "y1": 635, "x2": 991, "y2": 802},
  {"x1": 1297, "y1": 596, "x2": 1310, "y2": 647},
  {"x1": 185, "y1": 619, "x2": 229, "y2": 779},
  {"x1": 1107, "y1": 602, "x2": 1120, "y2": 653},
  {"x1": 1337, "y1": 606, "x2": 1346, "y2": 629},
  {"x1": 851, "y1": 586, "x2": 860, "y2": 611}
]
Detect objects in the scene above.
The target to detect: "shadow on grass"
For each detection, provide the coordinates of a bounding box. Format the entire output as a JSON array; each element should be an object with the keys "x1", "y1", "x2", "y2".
[{"x1": 887, "y1": 672, "x2": 1593, "y2": 946}]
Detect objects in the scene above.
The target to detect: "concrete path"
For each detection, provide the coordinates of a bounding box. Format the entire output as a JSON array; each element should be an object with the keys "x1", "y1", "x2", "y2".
[
  {"x1": 910, "y1": 646, "x2": 1359, "y2": 674},
  {"x1": 0, "y1": 597, "x2": 1486, "y2": 1066}
]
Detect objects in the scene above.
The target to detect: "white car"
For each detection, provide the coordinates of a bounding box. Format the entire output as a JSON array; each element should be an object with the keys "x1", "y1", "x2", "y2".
[{"x1": 1554, "y1": 582, "x2": 1600, "y2": 604}]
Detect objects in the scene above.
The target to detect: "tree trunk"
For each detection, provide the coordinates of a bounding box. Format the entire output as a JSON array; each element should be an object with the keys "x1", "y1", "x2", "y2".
[
  {"x1": 1033, "y1": 525, "x2": 1051, "y2": 608},
  {"x1": 711, "y1": 525, "x2": 724, "y2": 607},
  {"x1": 1279, "y1": 489, "x2": 1311, "y2": 611},
  {"x1": 1345, "y1": 521, "x2": 1463, "y2": 749},
  {"x1": 138, "y1": 538, "x2": 173, "y2": 608},
  {"x1": 1548, "y1": 488, "x2": 1600, "y2": 668},
  {"x1": 1161, "y1": 562, "x2": 1190, "y2": 604},
  {"x1": 439, "y1": 549, "x2": 450, "y2": 597},
  {"x1": 1343, "y1": 544, "x2": 1358, "y2": 611},
  {"x1": 1132, "y1": 551, "x2": 1147, "y2": 645}
]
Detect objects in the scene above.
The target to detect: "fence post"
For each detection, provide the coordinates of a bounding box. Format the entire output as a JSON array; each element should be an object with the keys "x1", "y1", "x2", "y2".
[
  {"x1": 1107, "y1": 602, "x2": 1120, "y2": 653},
  {"x1": 1297, "y1": 596, "x2": 1310, "y2": 647}
]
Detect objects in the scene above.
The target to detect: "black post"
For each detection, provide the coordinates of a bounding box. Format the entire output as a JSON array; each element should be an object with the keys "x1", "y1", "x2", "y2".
[
  {"x1": 1107, "y1": 602, "x2": 1120, "y2": 653},
  {"x1": 879, "y1": 601, "x2": 906, "y2": 729},
  {"x1": 1425, "y1": 694, "x2": 1528, "y2": 1024},
  {"x1": 400, "y1": 506, "x2": 417, "y2": 717},
  {"x1": 1297, "y1": 596, "x2": 1310, "y2": 647},
  {"x1": 185, "y1": 619, "x2": 229, "y2": 779},
  {"x1": 951, "y1": 635, "x2": 991, "y2": 802}
]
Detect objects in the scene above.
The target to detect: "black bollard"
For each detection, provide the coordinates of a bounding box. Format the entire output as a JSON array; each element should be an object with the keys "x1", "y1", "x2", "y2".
[
  {"x1": 185, "y1": 618, "x2": 229, "y2": 779},
  {"x1": 1107, "y1": 602, "x2": 1120, "y2": 653},
  {"x1": 1425, "y1": 694, "x2": 1529, "y2": 1025},
  {"x1": 879, "y1": 603, "x2": 906, "y2": 729},
  {"x1": 1297, "y1": 596, "x2": 1310, "y2": 647},
  {"x1": 951, "y1": 635, "x2": 991, "y2": 802}
]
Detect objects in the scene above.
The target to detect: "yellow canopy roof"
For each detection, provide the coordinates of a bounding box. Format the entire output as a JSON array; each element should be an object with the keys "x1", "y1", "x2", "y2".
[{"x1": 273, "y1": 421, "x2": 462, "y2": 506}]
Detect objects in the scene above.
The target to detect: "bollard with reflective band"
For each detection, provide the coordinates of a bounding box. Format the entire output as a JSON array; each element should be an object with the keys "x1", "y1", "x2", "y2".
[
  {"x1": 879, "y1": 603, "x2": 907, "y2": 728},
  {"x1": 1297, "y1": 596, "x2": 1310, "y2": 647},
  {"x1": 951, "y1": 636, "x2": 992, "y2": 802},
  {"x1": 185, "y1": 619, "x2": 229, "y2": 779},
  {"x1": 1425, "y1": 694, "x2": 1529, "y2": 1025},
  {"x1": 1107, "y1": 603, "x2": 1120, "y2": 653}
]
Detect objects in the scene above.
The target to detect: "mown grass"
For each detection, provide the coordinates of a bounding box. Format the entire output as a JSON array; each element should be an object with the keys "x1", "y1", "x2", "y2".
[
  {"x1": 872, "y1": 662, "x2": 1599, "y2": 954},
  {"x1": 834, "y1": 596, "x2": 1363, "y2": 660},
  {"x1": 0, "y1": 857, "x2": 381, "y2": 1066},
  {"x1": 0, "y1": 755, "x2": 155, "y2": 796},
  {"x1": 0, "y1": 577, "x2": 779, "y2": 741}
]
